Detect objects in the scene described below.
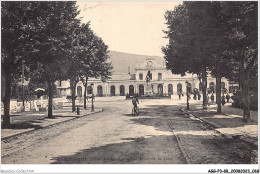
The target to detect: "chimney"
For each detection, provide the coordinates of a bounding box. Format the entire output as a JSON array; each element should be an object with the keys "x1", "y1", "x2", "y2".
[{"x1": 128, "y1": 66, "x2": 130, "y2": 74}]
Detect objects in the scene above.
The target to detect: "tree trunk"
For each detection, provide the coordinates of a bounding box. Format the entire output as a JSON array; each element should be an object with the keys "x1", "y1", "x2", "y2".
[
  {"x1": 47, "y1": 80, "x2": 54, "y2": 118},
  {"x1": 216, "y1": 66, "x2": 222, "y2": 114},
  {"x1": 201, "y1": 69, "x2": 207, "y2": 109},
  {"x1": 239, "y1": 49, "x2": 251, "y2": 122},
  {"x1": 2, "y1": 66, "x2": 11, "y2": 128},
  {"x1": 70, "y1": 79, "x2": 76, "y2": 112},
  {"x1": 241, "y1": 70, "x2": 251, "y2": 122},
  {"x1": 83, "y1": 77, "x2": 88, "y2": 110}
]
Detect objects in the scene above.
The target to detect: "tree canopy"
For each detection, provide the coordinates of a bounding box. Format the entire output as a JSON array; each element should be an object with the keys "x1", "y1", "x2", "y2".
[
  {"x1": 163, "y1": 1, "x2": 257, "y2": 120},
  {"x1": 1, "y1": 1, "x2": 113, "y2": 126}
]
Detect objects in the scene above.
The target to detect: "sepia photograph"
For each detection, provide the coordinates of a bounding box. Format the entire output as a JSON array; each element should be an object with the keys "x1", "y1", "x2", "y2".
[{"x1": 1, "y1": 1, "x2": 258, "y2": 173}]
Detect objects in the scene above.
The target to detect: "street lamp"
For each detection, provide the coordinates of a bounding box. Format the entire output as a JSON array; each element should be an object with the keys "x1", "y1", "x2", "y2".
[
  {"x1": 185, "y1": 81, "x2": 190, "y2": 110},
  {"x1": 22, "y1": 60, "x2": 25, "y2": 107},
  {"x1": 91, "y1": 83, "x2": 94, "y2": 112}
]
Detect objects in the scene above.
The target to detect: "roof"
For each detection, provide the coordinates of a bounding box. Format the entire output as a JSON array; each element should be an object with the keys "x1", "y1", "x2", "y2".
[
  {"x1": 109, "y1": 73, "x2": 133, "y2": 81},
  {"x1": 136, "y1": 59, "x2": 164, "y2": 70}
]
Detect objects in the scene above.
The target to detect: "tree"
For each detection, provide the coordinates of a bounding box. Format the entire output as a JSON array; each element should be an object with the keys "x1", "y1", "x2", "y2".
[
  {"x1": 2, "y1": 1, "x2": 82, "y2": 125},
  {"x1": 79, "y1": 29, "x2": 112, "y2": 110},
  {"x1": 63, "y1": 25, "x2": 82, "y2": 112},
  {"x1": 222, "y1": 2, "x2": 257, "y2": 121},
  {"x1": 1, "y1": 2, "x2": 35, "y2": 127},
  {"x1": 27, "y1": 2, "x2": 80, "y2": 118},
  {"x1": 163, "y1": 2, "x2": 214, "y2": 109},
  {"x1": 64, "y1": 23, "x2": 112, "y2": 112},
  {"x1": 207, "y1": 2, "x2": 232, "y2": 114},
  {"x1": 163, "y1": 2, "x2": 257, "y2": 120},
  {"x1": 209, "y1": 1, "x2": 257, "y2": 119}
]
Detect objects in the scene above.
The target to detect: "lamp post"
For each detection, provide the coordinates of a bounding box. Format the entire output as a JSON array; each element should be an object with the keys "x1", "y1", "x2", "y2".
[
  {"x1": 91, "y1": 83, "x2": 94, "y2": 112},
  {"x1": 185, "y1": 81, "x2": 190, "y2": 110},
  {"x1": 22, "y1": 60, "x2": 25, "y2": 107}
]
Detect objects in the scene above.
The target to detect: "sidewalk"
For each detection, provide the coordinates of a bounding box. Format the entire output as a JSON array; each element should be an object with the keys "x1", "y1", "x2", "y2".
[
  {"x1": 1, "y1": 106, "x2": 102, "y2": 140},
  {"x1": 182, "y1": 100, "x2": 258, "y2": 148}
]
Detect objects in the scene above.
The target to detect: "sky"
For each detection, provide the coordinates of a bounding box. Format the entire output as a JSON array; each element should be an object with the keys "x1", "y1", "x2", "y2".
[{"x1": 76, "y1": 1, "x2": 182, "y2": 57}]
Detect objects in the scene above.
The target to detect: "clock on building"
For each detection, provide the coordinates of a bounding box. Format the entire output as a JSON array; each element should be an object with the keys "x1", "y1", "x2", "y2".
[{"x1": 147, "y1": 61, "x2": 153, "y2": 67}]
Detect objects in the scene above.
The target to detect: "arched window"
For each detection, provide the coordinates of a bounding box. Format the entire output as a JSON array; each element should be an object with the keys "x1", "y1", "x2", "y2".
[
  {"x1": 209, "y1": 82, "x2": 215, "y2": 93},
  {"x1": 187, "y1": 83, "x2": 192, "y2": 93},
  {"x1": 168, "y1": 84, "x2": 173, "y2": 95},
  {"x1": 97, "y1": 85, "x2": 103, "y2": 97},
  {"x1": 221, "y1": 82, "x2": 225, "y2": 89},
  {"x1": 221, "y1": 82, "x2": 227, "y2": 93},
  {"x1": 129, "y1": 85, "x2": 134, "y2": 96},
  {"x1": 120, "y1": 85, "x2": 125, "y2": 96},
  {"x1": 139, "y1": 85, "x2": 144, "y2": 95},
  {"x1": 177, "y1": 83, "x2": 182, "y2": 95},
  {"x1": 158, "y1": 84, "x2": 163, "y2": 96},
  {"x1": 110, "y1": 85, "x2": 115, "y2": 96},
  {"x1": 77, "y1": 86, "x2": 82, "y2": 97},
  {"x1": 87, "y1": 86, "x2": 92, "y2": 95}
]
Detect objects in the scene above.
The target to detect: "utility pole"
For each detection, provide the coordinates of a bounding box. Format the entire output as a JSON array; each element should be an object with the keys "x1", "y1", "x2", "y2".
[
  {"x1": 22, "y1": 60, "x2": 25, "y2": 106},
  {"x1": 185, "y1": 81, "x2": 190, "y2": 110}
]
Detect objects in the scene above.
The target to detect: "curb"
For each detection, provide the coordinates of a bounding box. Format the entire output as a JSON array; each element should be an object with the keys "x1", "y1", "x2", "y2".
[
  {"x1": 180, "y1": 108, "x2": 258, "y2": 149},
  {"x1": 2, "y1": 109, "x2": 103, "y2": 142}
]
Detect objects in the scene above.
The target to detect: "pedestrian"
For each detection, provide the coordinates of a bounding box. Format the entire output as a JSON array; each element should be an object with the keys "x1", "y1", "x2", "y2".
[
  {"x1": 226, "y1": 94, "x2": 230, "y2": 103},
  {"x1": 198, "y1": 93, "x2": 201, "y2": 100},
  {"x1": 222, "y1": 95, "x2": 226, "y2": 106},
  {"x1": 193, "y1": 93, "x2": 197, "y2": 100},
  {"x1": 178, "y1": 94, "x2": 181, "y2": 100},
  {"x1": 188, "y1": 93, "x2": 191, "y2": 100},
  {"x1": 126, "y1": 93, "x2": 129, "y2": 100},
  {"x1": 207, "y1": 94, "x2": 210, "y2": 106},
  {"x1": 211, "y1": 93, "x2": 214, "y2": 104}
]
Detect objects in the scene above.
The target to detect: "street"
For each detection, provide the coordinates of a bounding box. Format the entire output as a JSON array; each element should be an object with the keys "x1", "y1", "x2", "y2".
[{"x1": 1, "y1": 98, "x2": 257, "y2": 164}]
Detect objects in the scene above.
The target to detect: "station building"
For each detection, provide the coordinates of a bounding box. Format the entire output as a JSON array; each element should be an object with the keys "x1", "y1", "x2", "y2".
[{"x1": 55, "y1": 56, "x2": 229, "y2": 98}]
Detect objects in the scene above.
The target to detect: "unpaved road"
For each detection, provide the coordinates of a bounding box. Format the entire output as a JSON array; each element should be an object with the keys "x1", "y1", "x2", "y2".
[{"x1": 1, "y1": 99, "x2": 257, "y2": 164}]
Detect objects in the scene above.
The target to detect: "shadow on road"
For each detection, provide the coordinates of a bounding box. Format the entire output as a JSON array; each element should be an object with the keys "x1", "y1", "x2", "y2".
[
  {"x1": 51, "y1": 135, "x2": 187, "y2": 164},
  {"x1": 1, "y1": 121, "x2": 43, "y2": 130},
  {"x1": 50, "y1": 104, "x2": 257, "y2": 164}
]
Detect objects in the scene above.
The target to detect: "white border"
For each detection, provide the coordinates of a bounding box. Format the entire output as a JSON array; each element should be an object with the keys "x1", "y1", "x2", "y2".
[{"x1": 1, "y1": 0, "x2": 259, "y2": 174}]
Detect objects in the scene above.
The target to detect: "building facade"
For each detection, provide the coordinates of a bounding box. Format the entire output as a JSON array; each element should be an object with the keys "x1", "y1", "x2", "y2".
[{"x1": 55, "y1": 58, "x2": 229, "y2": 98}]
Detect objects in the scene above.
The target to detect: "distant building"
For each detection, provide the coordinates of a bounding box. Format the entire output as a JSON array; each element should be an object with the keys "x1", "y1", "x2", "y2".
[{"x1": 55, "y1": 53, "x2": 229, "y2": 98}]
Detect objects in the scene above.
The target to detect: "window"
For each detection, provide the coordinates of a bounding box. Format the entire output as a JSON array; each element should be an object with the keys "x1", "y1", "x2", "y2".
[
  {"x1": 177, "y1": 84, "x2": 182, "y2": 95},
  {"x1": 158, "y1": 73, "x2": 162, "y2": 80},
  {"x1": 187, "y1": 83, "x2": 192, "y2": 93},
  {"x1": 87, "y1": 86, "x2": 92, "y2": 94},
  {"x1": 209, "y1": 82, "x2": 215, "y2": 93},
  {"x1": 221, "y1": 82, "x2": 225, "y2": 89},
  {"x1": 139, "y1": 73, "x2": 143, "y2": 80}
]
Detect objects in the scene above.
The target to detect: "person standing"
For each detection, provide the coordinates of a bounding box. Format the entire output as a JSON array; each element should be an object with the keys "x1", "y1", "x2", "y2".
[
  {"x1": 211, "y1": 93, "x2": 215, "y2": 104},
  {"x1": 132, "y1": 95, "x2": 139, "y2": 114},
  {"x1": 207, "y1": 94, "x2": 210, "y2": 106},
  {"x1": 226, "y1": 94, "x2": 230, "y2": 103},
  {"x1": 193, "y1": 93, "x2": 197, "y2": 100},
  {"x1": 222, "y1": 95, "x2": 226, "y2": 106}
]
